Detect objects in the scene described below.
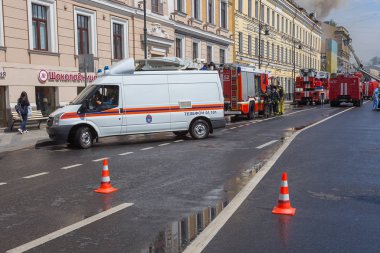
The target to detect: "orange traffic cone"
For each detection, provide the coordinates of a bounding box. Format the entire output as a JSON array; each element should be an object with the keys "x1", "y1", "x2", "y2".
[
  {"x1": 272, "y1": 172, "x2": 296, "y2": 216},
  {"x1": 94, "y1": 159, "x2": 118, "y2": 194}
]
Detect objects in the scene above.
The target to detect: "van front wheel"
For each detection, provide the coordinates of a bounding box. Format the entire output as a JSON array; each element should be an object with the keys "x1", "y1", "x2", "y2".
[
  {"x1": 75, "y1": 126, "x2": 93, "y2": 149},
  {"x1": 190, "y1": 119, "x2": 210, "y2": 140}
]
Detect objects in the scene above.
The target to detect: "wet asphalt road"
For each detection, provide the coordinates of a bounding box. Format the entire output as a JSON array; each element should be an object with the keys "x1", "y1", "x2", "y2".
[
  {"x1": 203, "y1": 101, "x2": 380, "y2": 253},
  {"x1": 0, "y1": 105, "x2": 355, "y2": 252}
]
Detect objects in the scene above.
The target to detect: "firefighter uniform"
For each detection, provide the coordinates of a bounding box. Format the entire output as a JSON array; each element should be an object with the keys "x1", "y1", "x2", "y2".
[{"x1": 278, "y1": 86, "x2": 285, "y2": 115}]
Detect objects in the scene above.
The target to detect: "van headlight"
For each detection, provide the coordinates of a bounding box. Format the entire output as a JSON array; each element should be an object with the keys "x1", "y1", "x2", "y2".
[{"x1": 53, "y1": 113, "x2": 64, "y2": 126}]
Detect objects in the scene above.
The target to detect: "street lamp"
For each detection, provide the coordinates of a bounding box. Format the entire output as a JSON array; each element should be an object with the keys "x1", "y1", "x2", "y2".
[
  {"x1": 143, "y1": 0, "x2": 147, "y2": 60},
  {"x1": 258, "y1": 0, "x2": 270, "y2": 69}
]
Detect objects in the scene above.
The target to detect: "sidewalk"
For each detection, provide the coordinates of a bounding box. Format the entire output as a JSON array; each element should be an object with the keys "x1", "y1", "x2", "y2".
[{"x1": 0, "y1": 126, "x2": 51, "y2": 153}]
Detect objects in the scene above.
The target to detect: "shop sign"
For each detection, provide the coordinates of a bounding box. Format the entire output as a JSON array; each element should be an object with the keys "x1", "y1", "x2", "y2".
[
  {"x1": 38, "y1": 70, "x2": 97, "y2": 84},
  {"x1": 0, "y1": 67, "x2": 6, "y2": 79}
]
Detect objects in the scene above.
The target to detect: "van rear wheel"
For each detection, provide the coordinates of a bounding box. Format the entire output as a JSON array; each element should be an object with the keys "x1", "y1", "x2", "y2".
[
  {"x1": 190, "y1": 119, "x2": 210, "y2": 140},
  {"x1": 173, "y1": 131, "x2": 188, "y2": 137},
  {"x1": 75, "y1": 126, "x2": 93, "y2": 149}
]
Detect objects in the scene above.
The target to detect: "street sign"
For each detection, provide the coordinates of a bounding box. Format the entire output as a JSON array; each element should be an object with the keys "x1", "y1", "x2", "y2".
[{"x1": 78, "y1": 54, "x2": 94, "y2": 73}]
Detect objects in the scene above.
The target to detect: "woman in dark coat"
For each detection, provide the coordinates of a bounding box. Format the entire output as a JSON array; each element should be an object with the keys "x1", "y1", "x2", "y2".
[{"x1": 17, "y1": 91, "x2": 30, "y2": 134}]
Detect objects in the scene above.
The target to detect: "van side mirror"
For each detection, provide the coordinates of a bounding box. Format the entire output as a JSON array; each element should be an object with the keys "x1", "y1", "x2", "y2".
[{"x1": 81, "y1": 99, "x2": 88, "y2": 112}]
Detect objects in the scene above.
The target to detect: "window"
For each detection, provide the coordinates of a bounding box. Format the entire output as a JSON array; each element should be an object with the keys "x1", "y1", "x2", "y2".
[
  {"x1": 248, "y1": 35, "x2": 252, "y2": 55},
  {"x1": 255, "y1": 38, "x2": 258, "y2": 56},
  {"x1": 260, "y1": 39, "x2": 264, "y2": 58},
  {"x1": 272, "y1": 43, "x2": 274, "y2": 61},
  {"x1": 88, "y1": 85, "x2": 119, "y2": 112},
  {"x1": 151, "y1": 0, "x2": 163, "y2": 15},
  {"x1": 220, "y1": 49, "x2": 226, "y2": 64},
  {"x1": 77, "y1": 15, "x2": 89, "y2": 54},
  {"x1": 286, "y1": 19, "x2": 288, "y2": 34},
  {"x1": 193, "y1": 0, "x2": 201, "y2": 20},
  {"x1": 207, "y1": 0, "x2": 214, "y2": 24},
  {"x1": 175, "y1": 38, "x2": 183, "y2": 58},
  {"x1": 281, "y1": 46, "x2": 284, "y2": 62},
  {"x1": 266, "y1": 7, "x2": 270, "y2": 24},
  {"x1": 285, "y1": 48, "x2": 287, "y2": 63},
  {"x1": 176, "y1": 0, "x2": 185, "y2": 12},
  {"x1": 220, "y1": 1, "x2": 228, "y2": 29},
  {"x1": 238, "y1": 32, "x2": 243, "y2": 53},
  {"x1": 0, "y1": 0, "x2": 3, "y2": 47},
  {"x1": 281, "y1": 17, "x2": 284, "y2": 32},
  {"x1": 277, "y1": 45, "x2": 279, "y2": 62},
  {"x1": 255, "y1": 1, "x2": 258, "y2": 18},
  {"x1": 192, "y1": 42, "x2": 199, "y2": 60},
  {"x1": 260, "y1": 4, "x2": 264, "y2": 21},
  {"x1": 113, "y1": 23, "x2": 123, "y2": 59},
  {"x1": 32, "y1": 4, "x2": 48, "y2": 50},
  {"x1": 238, "y1": 0, "x2": 243, "y2": 12},
  {"x1": 74, "y1": 8, "x2": 97, "y2": 56},
  {"x1": 27, "y1": 0, "x2": 57, "y2": 52},
  {"x1": 207, "y1": 45, "x2": 213, "y2": 63},
  {"x1": 277, "y1": 14, "x2": 279, "y2": 31},
  {"x1": 272, "y1": 10, "x2": 275, "y2": 26},
  {"x1": 266, "y1": 41, "x2": 269, "y2": 59},
  {"x1": 111, "y1": 18, "x2": 128, "y2": 60},
  {"x1": 248, "y1": 0, "x2": 252, "y2": 17}
]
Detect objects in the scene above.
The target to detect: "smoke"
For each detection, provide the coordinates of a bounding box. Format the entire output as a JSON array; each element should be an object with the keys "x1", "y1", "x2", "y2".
[{"x1": 295, "y1": 0, "x2": 344, "y2": 18}]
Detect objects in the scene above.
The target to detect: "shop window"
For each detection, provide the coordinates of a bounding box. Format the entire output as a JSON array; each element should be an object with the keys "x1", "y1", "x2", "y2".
[
  {"x1": 74, "y1": 8, "x2": 97, "y2": 56},
  {"x1": 36, "y1": 86, "x2": 56, "y2": 117},
  {"x1": 88, "y1": 85, "x2": 119, "y2": 112},
  {"x1": 111, "y1": 17, "x2": 128, "y2": 60},
  {"x1": 27, "y1": 0, "x2": 58, "y2": 52}
]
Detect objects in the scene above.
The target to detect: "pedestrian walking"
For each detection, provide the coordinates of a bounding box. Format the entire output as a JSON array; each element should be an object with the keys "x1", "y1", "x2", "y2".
[{"x1": 16, "y1": 91, "x2": 30, "y2": 134}]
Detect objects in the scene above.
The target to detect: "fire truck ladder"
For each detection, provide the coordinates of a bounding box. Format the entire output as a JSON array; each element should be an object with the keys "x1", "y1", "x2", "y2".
[{"x1": 344, "y1": 39, "x2": 380, "y2": 82}]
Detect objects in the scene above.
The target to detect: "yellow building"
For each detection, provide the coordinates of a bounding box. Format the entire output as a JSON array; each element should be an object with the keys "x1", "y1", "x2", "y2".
[{"x1": 233, "y1": 0, "x2": 322, "y2": 100}]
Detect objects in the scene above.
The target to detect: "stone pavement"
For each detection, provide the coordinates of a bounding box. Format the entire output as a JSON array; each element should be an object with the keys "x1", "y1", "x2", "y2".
[{"x1": 0, "y1": 125, "x2": 51, "y2": 153}]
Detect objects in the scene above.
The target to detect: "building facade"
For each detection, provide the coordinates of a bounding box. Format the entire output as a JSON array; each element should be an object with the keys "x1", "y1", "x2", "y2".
[
  {"x1": 321, "y1": 21, "x2": 351, "y2": 74},
  {"x1": 0, "y1": 0, "x2": 234, "y2": 128},
  {"x1": 233, "y1": 0, "x2": 322, "y2": 100}
]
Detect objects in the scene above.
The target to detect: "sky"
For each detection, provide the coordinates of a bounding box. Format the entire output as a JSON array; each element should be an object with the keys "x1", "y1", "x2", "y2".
[{"x1": 297, "y1": 0, "x2": 380, "y2": 64}]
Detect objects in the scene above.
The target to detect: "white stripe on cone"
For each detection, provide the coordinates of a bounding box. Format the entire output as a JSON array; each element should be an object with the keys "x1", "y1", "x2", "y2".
[
  {"x1": 279, "y1": 194, "x2": 290, "y2": 201},
  {"x1": 101, "y1": 176, "x2": 110, "y2": 182}
]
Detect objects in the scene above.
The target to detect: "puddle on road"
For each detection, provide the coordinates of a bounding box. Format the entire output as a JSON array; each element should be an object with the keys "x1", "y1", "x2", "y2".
[{"x1": 142, "y1": 160, "x2": 268, "y2": 253}]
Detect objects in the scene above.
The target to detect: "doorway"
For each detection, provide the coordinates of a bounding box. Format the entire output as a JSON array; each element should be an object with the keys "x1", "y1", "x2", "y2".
[{"x1": 0, "y1": 86, "x2": 6, "y2": 127}]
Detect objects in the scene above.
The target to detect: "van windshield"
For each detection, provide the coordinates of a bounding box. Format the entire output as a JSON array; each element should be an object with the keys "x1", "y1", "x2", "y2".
[{"x1": 70, "y1": 85, "x2": 99, "y2": 105}]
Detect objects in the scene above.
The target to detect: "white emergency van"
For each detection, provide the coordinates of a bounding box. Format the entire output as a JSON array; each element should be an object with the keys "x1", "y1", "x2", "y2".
[{"x1": 46, "y1": 58, "x2": 225, "y2": 148}]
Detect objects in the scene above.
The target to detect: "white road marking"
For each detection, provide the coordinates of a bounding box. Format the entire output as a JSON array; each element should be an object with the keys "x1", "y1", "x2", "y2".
[
  {"x1": 244, "y1": 124, "x2": 250, "y2": 126},
  {"x1": 61, "y1": 164, "x2": 82, "y2": 170},
  {"x1": 174, "y1": 140, "x2": 184, "y2": 143},
  {"x1": 284, "y1": 107, "x2": 317, "y2": 116},
  {"x1": 141, "y1": 147, "x2": 154, "y2": 151},
  {"x1": 23, "y1": 172, "x2": 49, "y2": 179},
  {"x1": 6, "y1": 203, "x2": 134, "y2": 253},
  {"x1": 158, "y1": 143, "x2": 170, "y2": 147},
  {"x1": 237, "y1": 125, "x2": 244, "y2": 128},
  {"x1": 0, "y1": 182, "x2": 7, "y2": 186},
  {"x1": 256, "y1": 140, "x2": 278, "y2": 149},
  {"x1": 221, "y1": 129, "x2": 229, "y2": 131},
  {"x1": 183, "y1": 107, "x2": 354, "y2": 253},
  {"x1": 230, "y1": 127, "x2": 237, "y2": 130},
  {"x1": 92, "y1": 157, "x2": 109, "y2": 162},
  {"x1": 118, "y1": 152, "x2": 134, "y2": 156}
]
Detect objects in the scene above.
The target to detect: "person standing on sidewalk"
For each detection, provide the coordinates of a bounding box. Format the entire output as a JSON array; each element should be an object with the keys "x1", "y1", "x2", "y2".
[{"x1": 17, "y1": 91, "x2": 30, "y2": 134}]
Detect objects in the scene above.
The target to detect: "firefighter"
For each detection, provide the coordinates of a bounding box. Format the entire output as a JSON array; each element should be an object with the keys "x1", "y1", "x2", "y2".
[
  {"x1": 373, "y1": 85, "x2": 379, "y2": 110},
  {"x1": 278, "y1": 86, "x2": 285, "y2": 115},
  {"x1": 272, "y1": 86, "x2": 280, "y2": 115},
  {"x1": 264, "y1": 85, "x2": 273, "y2": 117}
]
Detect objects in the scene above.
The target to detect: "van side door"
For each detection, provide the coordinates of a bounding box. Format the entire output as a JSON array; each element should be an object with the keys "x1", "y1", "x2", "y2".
[
  {"x1": 122, "y1": 74, "x2": 170, "y2": 134},
  {"x1": 86, "y1": 84, "x2": 122, "y2": 136}
]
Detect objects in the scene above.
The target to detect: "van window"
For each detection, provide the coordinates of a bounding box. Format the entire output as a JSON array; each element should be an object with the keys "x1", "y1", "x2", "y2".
[{"x1": 88, "y1": 85, "x2": 119, "y2": 112}]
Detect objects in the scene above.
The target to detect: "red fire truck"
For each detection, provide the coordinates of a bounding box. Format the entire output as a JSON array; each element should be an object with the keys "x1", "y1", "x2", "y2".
[
  {"x1": 362, "y1": 81, "x2": 378, "y2": 100},
  {"x1": 219, "y1": 64, "x2": 269, "y2": 119},
  {"x1": 295, "y1": 69, "x2": 329, "y2": 105},
  {"x1": 330, "y1": 73, "x2": 363, "y2": 107}
]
